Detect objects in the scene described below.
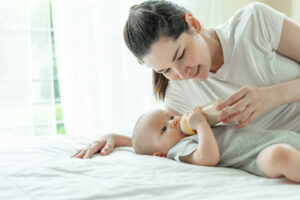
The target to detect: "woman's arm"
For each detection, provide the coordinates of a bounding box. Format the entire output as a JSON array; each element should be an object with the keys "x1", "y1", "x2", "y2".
[
  {"x1": 277, "y1": 17, "x2": 300, "y2": 64},
  {"x1": 216, "y1": 17, "x2": 300, "y2": 129},
  {"x1": 72, "y1": 134, "x2": 132, "y2": 159},
  {"x1": 272, "y1": 17, "x2": 300, "y2": 104},
  {"x1": 266, "y1": 17, "x2": 300, "y2": 104}
]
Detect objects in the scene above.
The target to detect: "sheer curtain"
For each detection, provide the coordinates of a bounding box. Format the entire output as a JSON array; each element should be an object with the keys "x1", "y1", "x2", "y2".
[
  {"x1": 0, "y1": 0, "x2": 55, "y2": 137},
  {"x1": 51, "y1": 0, "x2": 221, "y2": 135}
]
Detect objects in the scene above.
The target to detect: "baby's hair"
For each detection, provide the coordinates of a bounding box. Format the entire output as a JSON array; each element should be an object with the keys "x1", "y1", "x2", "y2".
[
  {"x1": 132, "y1": 115, "x2": 145, "y2": 154},
  {"x1": 132, "y1": 110, "x2": 160, "y2": 155}
]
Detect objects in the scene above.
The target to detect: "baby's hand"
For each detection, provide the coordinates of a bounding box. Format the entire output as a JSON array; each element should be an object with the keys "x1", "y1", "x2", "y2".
[
  {"x1": 185, "y1": 106, "x2": 208, "y2": 130},
  {"x1": 71, "y1": 134, "x2": 116, "y2": 159}
]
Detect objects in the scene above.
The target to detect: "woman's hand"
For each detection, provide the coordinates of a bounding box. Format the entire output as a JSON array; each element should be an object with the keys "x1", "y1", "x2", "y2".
[
  {"x1": 216, "y1": 85, "x2": 278, "y2": 128},
  {"x1": 71, "y1": 134, "x2": 116, "y2": 159}
]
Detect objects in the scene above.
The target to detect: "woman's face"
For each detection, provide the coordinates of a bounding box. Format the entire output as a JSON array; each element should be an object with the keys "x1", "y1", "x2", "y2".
[{"x1": 143, "y1": 32, "x2": 211, "y2": 81}]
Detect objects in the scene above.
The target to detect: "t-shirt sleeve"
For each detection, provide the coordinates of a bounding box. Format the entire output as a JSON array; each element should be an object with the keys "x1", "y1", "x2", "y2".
[
  {"x1": 167, "y1": 135, "x2": 198, "y2": 162},
  {"x1": 250, "y1": 2, "x2": 285, "y2": 50}
]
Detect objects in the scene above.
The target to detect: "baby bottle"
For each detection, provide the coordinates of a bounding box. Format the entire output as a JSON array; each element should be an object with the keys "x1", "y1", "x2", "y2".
[{"x1": 180, "y1": 99, "x2": 223, "y2": 135}]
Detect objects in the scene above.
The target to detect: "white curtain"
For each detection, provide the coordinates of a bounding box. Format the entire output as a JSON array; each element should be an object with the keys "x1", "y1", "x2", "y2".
[
  {"x1": 0, "y1": 0, "x2": 296, "y2": 138},
  {"x1": 51, "y1": 0, "x2": 222, "y2": 135},
  {"x1": 0, "y1": 0, "x2": 56, "y2": 137}
]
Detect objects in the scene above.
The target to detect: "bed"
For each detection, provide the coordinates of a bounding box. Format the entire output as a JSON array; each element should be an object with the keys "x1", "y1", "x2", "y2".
[{"x1": 1, "y1": 133, "x2": 300, "y2": 200}]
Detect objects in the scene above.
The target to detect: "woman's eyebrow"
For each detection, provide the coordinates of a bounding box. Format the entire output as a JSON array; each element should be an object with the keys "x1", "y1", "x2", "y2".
[
  {"x1": 172, "y1": 46, "x2": 181, "y2": 62},
  {"x1": 158, "y1": 68, "x2": 166, "y2": 73},
  {"x1": 157, "y1": 66, "x2": 171, "y2": 74}
]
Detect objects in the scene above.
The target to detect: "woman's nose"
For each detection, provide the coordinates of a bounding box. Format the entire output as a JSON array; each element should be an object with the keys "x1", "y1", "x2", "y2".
[
  {"x1": 186, "y1": 67, "x2": 192, "y2": 77},
  {"x1": 174, "y1": 66, "x2": 192, "y2": 79},
  {"x1": 174, "y1": 66, "x2": 187, "y2": 79}
]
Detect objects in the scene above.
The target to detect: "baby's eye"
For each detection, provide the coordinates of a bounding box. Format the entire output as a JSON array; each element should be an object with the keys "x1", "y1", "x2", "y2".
[
  {"x1": 170, "y1": 116, "x2": 174, "y2": 120},
  {"x1": 161, "y1": 126, "x2": 167, "y2": 133}
]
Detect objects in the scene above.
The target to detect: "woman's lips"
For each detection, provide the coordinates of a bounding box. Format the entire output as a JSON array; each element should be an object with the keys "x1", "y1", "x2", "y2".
[{"x1": 191, "y1": 65, "x2": 200, "y2": 78}]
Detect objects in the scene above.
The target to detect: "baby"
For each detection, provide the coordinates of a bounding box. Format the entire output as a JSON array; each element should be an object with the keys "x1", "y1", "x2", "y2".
[{"x1": 132, "y1": 106, "x2": 300, "y2": 183}]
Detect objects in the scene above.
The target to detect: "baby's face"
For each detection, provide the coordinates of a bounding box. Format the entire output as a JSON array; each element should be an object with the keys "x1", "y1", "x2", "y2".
[{"x1": 137, "y1": 109, "x2": 187, "y2": 154}]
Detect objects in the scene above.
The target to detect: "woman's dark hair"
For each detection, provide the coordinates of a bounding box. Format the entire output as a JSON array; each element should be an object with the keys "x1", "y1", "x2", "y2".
[{"x1": 123, "y1": 0, "x2": 190, "y2": 101}]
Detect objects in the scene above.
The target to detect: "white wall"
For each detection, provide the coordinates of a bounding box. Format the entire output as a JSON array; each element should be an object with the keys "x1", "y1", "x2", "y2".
[
  {"x1": 219, "y1": 0, "x2": 299, "y2": 24},
  {"x1": 291, "y1": 0, "x2": 300, "y2": 23}
]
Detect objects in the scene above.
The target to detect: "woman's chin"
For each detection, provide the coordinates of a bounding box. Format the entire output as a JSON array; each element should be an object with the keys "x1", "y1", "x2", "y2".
[{"x1": 195, "y1": 71, "x2": 208, "y2": 81}]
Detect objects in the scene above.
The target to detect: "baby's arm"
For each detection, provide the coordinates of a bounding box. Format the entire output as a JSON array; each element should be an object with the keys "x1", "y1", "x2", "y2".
[
  {"x1": 180, "y1": 107, "x2": 220, "y2": 166},
  {"x1": 72, "y1": 134, "x2": 132, "y2": 159}
]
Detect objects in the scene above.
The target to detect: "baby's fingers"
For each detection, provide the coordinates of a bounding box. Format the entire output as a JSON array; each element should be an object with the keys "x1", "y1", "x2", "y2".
[
  {"x1": 83, "y1": 142, "x2": 104, "y2": 159},
  {"x1": 71, "y1": 150, "x2": 81, "y2": 158},
  {"x1": 73, "y1": 149, "x2": 88, "y2": 159},
  {"x1": 100, "y1": 141, "x2": 115, "y2": 156}
]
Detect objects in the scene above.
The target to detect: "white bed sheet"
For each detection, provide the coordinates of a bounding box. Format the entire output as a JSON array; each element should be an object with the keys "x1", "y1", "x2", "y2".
[{"x1": 0, "y1": 134, "x2": 300, "y2": 200}]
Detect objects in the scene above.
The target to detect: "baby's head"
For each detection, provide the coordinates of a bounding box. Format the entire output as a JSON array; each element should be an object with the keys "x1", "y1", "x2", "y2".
[{"x1": 132, "y1": 109, "x2": 187, "y2": 157}]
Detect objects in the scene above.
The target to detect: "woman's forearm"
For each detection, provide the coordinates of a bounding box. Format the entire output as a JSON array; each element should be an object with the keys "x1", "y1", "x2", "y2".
[
  {"x1": 112, "y1": 134, "x2": 132, "y2": 147},
  {"x1": 195, "y1": 123, "x2": 220, "y2": 164},
  {"x1": 268, "y1": 78, "x2": 300, "y2": 106}
]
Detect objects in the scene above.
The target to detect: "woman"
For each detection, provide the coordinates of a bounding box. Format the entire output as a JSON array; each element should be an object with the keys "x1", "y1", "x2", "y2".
[{"x1": 72, "y1": 0, "x2": 300, "y2": 159}]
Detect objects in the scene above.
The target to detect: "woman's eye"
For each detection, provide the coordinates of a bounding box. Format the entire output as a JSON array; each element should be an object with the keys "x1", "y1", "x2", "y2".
[
  {"x1": 178, "y1": 49, "x2": 185, "y2": 60},
  {"x1": 164, "y1": 68, "x2": 171, "y2": 74},
  {"x1": 161, "y1": 126, "x2": 167, "y2": 133}
]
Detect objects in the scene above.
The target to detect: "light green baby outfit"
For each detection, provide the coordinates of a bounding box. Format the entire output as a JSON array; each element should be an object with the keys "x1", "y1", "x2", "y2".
[{"x1": 167, "y1": 125, "x2": 300, "y2": 177}]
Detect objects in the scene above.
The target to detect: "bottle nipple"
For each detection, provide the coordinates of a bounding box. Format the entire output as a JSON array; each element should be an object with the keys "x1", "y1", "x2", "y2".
[
  {"x1": 179, "y1": 99, "x2": 223, "y2": 135},
  {"x1": 180, "y1": 117, "x2": 196, "y2": 135}
]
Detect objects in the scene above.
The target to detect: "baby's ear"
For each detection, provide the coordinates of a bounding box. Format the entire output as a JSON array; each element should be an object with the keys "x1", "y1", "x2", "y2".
[{"x1": 153, "y1": 152, "x2": 167, "y2": 158}]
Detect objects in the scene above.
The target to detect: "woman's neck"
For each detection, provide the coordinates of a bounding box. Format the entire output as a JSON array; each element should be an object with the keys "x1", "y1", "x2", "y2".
[{"x1": 202, "y1": 28, "x2": 224, "y2": 73}]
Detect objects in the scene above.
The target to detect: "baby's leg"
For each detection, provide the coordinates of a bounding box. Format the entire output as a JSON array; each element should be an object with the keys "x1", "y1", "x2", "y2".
[{"x1": 257, "y1": 144, "x2": 300, "y2": 183}]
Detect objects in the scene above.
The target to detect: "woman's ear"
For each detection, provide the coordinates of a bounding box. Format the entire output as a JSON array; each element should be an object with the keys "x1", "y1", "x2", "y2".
[
  {"x1": 184, "y1": 13, "x2": 202, "y2": 33},
  {"x1": 153, "y1": 152, "x2": 167, "y2": 158}
]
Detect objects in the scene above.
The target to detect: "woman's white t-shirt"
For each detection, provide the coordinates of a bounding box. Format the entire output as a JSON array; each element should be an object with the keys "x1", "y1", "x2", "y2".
[{"x1": 165, "y1": 3, "x2": 300, "y2": 132}]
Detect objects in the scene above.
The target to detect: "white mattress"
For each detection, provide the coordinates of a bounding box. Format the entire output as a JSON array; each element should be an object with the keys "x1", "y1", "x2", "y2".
[{"x1": 1, "y1": 134, "x2": 300, "y2": 200}]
